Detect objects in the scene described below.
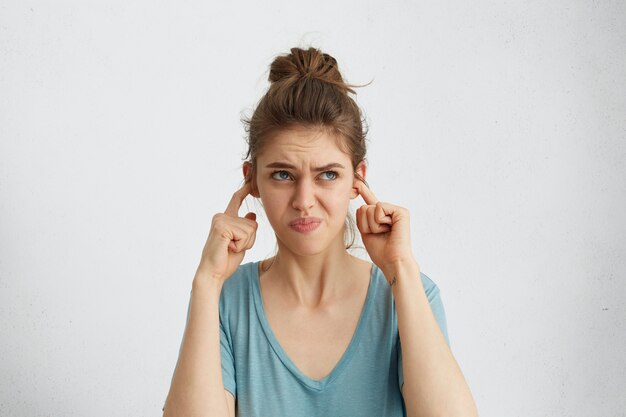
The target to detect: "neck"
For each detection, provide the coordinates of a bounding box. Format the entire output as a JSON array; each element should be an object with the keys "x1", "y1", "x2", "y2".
[{"x1": 263, "y1": 240, "x2": 359, "y2": 309}]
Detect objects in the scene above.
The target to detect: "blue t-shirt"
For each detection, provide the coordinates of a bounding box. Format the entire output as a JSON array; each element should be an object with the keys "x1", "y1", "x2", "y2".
[{"x1": 181, "y1": 260, "x2": 449, "y2": 417}]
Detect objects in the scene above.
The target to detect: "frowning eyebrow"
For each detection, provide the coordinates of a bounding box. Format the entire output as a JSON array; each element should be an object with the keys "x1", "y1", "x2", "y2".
[{"x1": 264, "y1": 162, "x2": 346, "y2": 171}]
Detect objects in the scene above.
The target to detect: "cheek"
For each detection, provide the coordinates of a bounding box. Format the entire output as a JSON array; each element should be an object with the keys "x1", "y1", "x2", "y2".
[
  {"x1": 327, "y1": 183, "x2": 353, "y2": 203},
  {"x1": 323, "y1": 190, "x2": 352, "y2": 217},
  {"x1": 258, "y1": 190, "x2": 289, "y2": 223},
  {"x1": 260, "y1": 193, "x2": 283, "y2": 213}
]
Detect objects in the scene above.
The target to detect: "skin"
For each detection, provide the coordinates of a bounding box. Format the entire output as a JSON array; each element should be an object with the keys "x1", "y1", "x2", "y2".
[
  {"x1": 239, "y1": 124, "x2": 479, "y2": 416},
  {"x1": 165, "y1": 124, "x2": 480, "y2": 417},
  {"x1": 242, "y1": 125, "x2": 368, "y2": 308}
]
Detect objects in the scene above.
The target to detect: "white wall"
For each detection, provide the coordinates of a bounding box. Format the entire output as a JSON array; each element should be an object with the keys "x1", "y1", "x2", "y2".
[{"x1": 1, "y1": 1, "x2": 624, "y2": 416}]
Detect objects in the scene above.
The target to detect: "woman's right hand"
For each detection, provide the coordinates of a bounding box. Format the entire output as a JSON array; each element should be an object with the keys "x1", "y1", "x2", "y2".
[{"x1": 196, "y1": 181, "x2": 258, "y2": 284}]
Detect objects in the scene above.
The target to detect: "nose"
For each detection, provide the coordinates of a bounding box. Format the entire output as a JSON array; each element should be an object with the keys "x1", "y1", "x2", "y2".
[{"x1": 291, "y1": 177, "x2": 316, "y2": 213}]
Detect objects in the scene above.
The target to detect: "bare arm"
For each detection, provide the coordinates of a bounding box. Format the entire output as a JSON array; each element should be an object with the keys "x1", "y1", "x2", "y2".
[
  {"x1": 385, "y1": 259, "x2": 478, "y2": 417},
  {"x1": 163, "y1": 270, "x2": 234, "y2": 417},
  {"x1": 162, "y1": 180, "x2": 257, "y2": 416}
]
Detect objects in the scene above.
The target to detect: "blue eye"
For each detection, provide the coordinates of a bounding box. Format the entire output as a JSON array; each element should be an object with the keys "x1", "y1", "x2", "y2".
[
  {"x1": 270, "y1": 170, "x2": 339, "y2": 181},
  {"x1": 271, "y1": 170, "x2": 291, "y2": 181},
  {"x1": 321, "y1": 171, "x2": 339, "y2": 180}
]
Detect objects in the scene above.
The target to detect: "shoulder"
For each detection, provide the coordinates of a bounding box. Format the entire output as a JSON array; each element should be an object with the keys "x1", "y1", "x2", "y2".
[
  {"x1": 218, "y1": 261, "x2": 257, "y2": 325},
  {"x1": 219, "y1": 261, "x2": 256, "y2": 307},
  {"x1": 221, "y1": 261, "x2": 255, "y2": 292}
]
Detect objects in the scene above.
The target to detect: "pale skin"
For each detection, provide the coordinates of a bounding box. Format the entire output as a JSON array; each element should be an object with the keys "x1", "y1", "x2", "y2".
[{"x1": 186, "y1": 126, "x2": 478, "y2": 416}]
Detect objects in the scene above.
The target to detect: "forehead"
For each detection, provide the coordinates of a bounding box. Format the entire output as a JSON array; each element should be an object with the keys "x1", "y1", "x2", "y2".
[{"x1": 258, "y1": 127, "x2": 349, "y2": 162}]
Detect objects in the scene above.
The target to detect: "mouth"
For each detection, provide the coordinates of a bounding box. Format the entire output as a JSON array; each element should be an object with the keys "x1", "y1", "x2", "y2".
[
  {"x1": 289, "y1": 217, "x2": 322, "y2": 233},
  {"x1": 289, "y1": 217, "x2": 322, "y2": 226}
]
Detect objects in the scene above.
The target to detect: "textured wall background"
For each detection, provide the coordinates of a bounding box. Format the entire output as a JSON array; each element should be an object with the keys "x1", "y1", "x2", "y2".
[{"x1": 1, "y1": 1, "x2": 625, "y2": 416}]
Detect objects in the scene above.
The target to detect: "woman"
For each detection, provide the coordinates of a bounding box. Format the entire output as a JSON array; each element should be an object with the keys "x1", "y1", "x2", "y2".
[{"x1": 163, "y1": 46, "x2": 478, "y2": 417}]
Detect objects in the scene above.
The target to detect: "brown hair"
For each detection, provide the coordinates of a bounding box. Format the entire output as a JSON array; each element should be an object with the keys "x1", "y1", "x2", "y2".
[{"x1": 240, "y1": 46, "x2": 372, "y2": 252}]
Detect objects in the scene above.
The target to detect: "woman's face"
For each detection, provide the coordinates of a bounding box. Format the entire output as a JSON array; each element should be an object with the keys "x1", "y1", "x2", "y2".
[{"x1": 245, "y1": 126, "x2": 366, "y2": 256}]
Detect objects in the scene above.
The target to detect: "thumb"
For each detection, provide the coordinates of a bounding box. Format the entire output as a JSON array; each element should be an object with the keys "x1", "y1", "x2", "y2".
[{"x1": 244, "y1": 212, "x2": 256, "y2": 221}]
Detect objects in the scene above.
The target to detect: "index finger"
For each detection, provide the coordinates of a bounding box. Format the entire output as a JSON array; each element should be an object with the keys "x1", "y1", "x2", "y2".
[
  {"x1": 354, "y1": 180, "x2": 379, "y2": 205},
  {"x1": 224, "y1": 181, "x2": 252, "y2": 217}
]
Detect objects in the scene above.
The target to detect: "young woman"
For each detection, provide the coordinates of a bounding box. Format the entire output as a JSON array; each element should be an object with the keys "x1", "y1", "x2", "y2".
[{"x1": 163, "y1": 46, "x2": 478, "y2": 417}]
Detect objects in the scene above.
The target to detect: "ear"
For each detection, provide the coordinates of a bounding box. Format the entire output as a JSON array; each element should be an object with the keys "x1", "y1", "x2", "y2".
[
  {"x1": 350, "y1": 160, "x2": 367, "y2": 199},
  {"x1": 242, "y1": 162, "x2": 260, "y2": 198}
]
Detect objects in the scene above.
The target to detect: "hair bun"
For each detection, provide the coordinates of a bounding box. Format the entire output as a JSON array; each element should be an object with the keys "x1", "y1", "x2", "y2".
[{"x1": 268, "y1": 47, "x2": 358, "y2": 95}]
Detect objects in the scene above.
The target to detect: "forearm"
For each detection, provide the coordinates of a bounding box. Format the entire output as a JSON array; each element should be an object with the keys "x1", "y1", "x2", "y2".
[
  {"x1": 163, "y1": 272, "x2": 231, "y2": 417},
  {"x1": 383, "y1": 259, "x2": 478, "y2": 417}
]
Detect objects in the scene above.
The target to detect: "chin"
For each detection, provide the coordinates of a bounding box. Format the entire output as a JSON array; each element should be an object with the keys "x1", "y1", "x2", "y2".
[{"x1": 276, "y1": 233, "x2": 331, "y2": 256}]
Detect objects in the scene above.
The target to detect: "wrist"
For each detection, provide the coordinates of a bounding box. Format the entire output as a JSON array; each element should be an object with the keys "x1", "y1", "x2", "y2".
[
  {"x1": 382, "y1": 257, "x2": 419, "y2": 275},
  {"x1": 193, "y1": 267, "x2": 225, "y2": 290},
  {"x1": 381, "y1": 257, "x2": 420, "y2": 287}
]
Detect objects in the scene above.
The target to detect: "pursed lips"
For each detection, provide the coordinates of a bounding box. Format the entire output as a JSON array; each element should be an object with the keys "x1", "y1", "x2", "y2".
[{"x1": 289, "y1": 217, "x2": 322, "y2": 226}]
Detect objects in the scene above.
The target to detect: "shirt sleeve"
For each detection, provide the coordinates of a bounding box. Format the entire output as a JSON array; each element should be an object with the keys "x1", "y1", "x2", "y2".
[
  {"x1": 397, "y1": 273, "x2": 450, "y2": 391},
  {"x1": 219, "y1": 308, "x2": 237, "y2": 398}
]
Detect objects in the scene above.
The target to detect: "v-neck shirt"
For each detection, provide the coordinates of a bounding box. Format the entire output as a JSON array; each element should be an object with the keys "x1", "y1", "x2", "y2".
[{"x1": 185, "y1": 260, "x2": 449, "y2": 416}]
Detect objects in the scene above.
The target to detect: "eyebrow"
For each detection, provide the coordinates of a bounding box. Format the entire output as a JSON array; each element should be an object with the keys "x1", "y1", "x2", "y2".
[{"x1": 264, "y1": 162, "x2": 346, "y2": 171}]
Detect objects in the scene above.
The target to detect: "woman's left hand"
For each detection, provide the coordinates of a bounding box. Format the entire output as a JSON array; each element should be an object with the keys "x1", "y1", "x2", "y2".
[{"x1": 353, "y1": 180, "x2": 418, "y2": 274}]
